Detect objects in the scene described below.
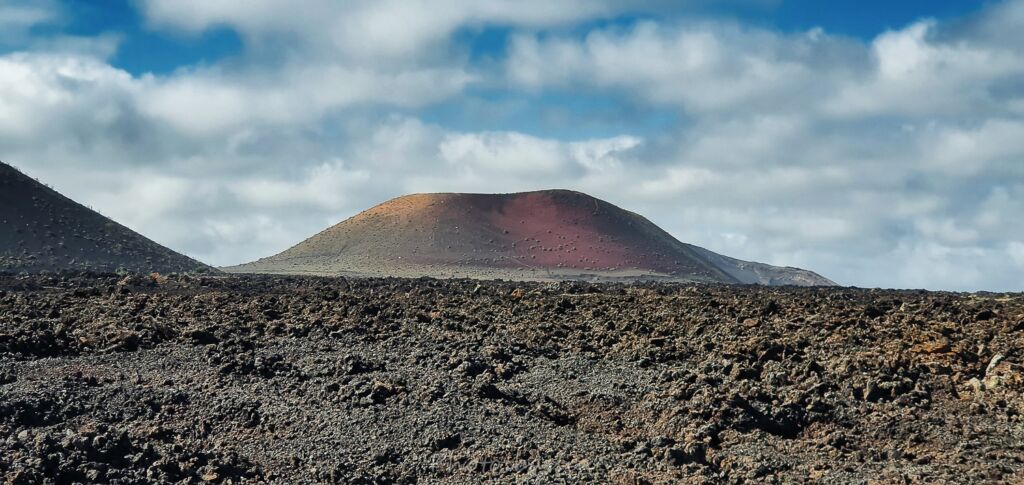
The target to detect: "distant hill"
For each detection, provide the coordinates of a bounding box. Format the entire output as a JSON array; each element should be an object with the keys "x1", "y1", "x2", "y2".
[
  {"x1": 0, "y1": 161, "x2": 212, "y2": 274},
  {"x1": 226, "y1": 190, "x2": 835, "y2": 286}
]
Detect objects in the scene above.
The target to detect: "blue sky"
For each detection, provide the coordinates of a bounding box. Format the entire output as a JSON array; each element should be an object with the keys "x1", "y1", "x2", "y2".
[
  {"x1": 23, "y1": 0, "x2": 990, "y2": 75},
  {"x1": 0, "y1": 0, "x2": 1021, "y2": 291},
  {"x1": 4, "y1": 0, "x2": 997, "y2": 132},
  {"x1": 21, "y1": 0, "x2": 990, "y2": 140}
]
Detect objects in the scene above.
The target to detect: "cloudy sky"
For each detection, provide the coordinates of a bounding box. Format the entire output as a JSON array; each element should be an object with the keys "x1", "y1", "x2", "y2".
[{"x1": 1, "y1": 0, "x2": 1022, "y2": 291}]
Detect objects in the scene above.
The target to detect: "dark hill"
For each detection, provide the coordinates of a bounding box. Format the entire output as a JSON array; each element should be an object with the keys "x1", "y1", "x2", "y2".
[
  {"x1": 227, "y1": 190, "x2": 834, "y2": 286},
  {"x1": 0, "y1": 161, "x2": 211, "y2": 274}
]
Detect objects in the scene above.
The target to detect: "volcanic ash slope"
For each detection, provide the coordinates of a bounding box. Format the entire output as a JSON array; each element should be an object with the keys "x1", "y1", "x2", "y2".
[
  {"x1": 227, "y1": 190, "x2": 834, "y2": 286},
  {"x1": 0, "y1": 161, "x2": 211, "y2": 274}
]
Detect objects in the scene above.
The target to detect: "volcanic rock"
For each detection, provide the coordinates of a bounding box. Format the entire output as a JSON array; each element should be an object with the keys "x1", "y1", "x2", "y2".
[
  {"x1": 1, "y1": 274, "x2": 1021, "y2": 482},
  {"x1": 0, "y1": 161, "x2": 211, "y2": 274},
  {"x1": 227, "y1": 190, "x2": 833, "y2": 285}
]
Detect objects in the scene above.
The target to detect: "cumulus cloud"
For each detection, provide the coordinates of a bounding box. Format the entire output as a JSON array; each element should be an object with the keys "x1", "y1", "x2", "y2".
[
  {"x1": 137, "y1": 64, "x2": 473, "y2": 135},
  {"x1": 501, "y1": 7, "x2": 1024, "y2": 290},
  {"x1": 439, "y1": 131, "x2": 640, "y2": 179},
  {"x1": 0, "y1": 0, "x2": 1022, "y2": 290},
  {"x1": 507, "y1": 21, "x2": 862, "y2": 113},
  {"x1": 0, "y1": 53, "x2": 138, "y2": 142},
  {"x1": 506, "y1": 16, "x2": 1024, "y2": 120},
  {"x1": 231, "y1": 160, "x2": 371, "y2": 210},
  {"x1": 138, "y1": 0, "x2": 668, "y2": 62},
  {"x1": 0, "y1": 2, "x2": 56, "y2": 38},
  {"x1": 828, "y1": 21, "x2": 1024, "y2": 118},
  {"x1": 1010, "y1": 242, "x2": 1024, "y2": 267},
  {"x1": 919, "y1": 120, "x2": 1024, "y2": 175}
]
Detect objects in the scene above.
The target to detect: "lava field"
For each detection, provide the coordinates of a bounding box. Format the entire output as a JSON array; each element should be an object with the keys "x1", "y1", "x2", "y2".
[{"x1": 1, "y1": 274, "x2": 1022, "y2": 483}]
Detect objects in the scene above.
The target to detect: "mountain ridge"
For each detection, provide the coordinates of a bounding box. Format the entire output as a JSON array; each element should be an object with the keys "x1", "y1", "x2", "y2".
[
  {"x1": 0, "y1": 161, "x2": 212, "y2": 274},
  {"x1": 227, "y1": 189, "x2": 835, "y2": 286}
]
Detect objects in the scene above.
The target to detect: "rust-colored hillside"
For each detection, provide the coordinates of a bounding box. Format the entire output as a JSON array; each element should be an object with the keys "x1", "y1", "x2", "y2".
[{"x1": 229, "y1": 190, "x2": 833, "y2": 285}]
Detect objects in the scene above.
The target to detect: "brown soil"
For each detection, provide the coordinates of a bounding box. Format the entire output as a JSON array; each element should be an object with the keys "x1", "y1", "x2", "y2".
[
  {"x1": 227, "y1": 190, "x2": 834, "y2": 286},
  {"x1": 0, "y1": 162, "x2": 211, "y2": 274},
  {"x1": 1, "y1": 274, "x2": 1021, "y2": 483}
]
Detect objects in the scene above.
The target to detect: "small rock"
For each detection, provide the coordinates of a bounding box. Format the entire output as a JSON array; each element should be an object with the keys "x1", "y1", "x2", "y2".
[
  {"x1": 430, "y1": 433, "x2": 462, "y2": 451},
  {"x1": 761, "y1": 300, "x2": 780, "y2": 317},
  {"x1": 912, "y1": 339, "x2": 951, "y2": 354},
  {"x1": 969, "y1": 377, "x2": 984, "y2": 395},
  {"x1": 864, "y1": 381, "x2": 885, "y2": 402},
  {"x1": 666, "y1": 441, "x2": 706, "y2": 466},
  {"x1": 186, "y1": 329, "x2": 219, "y2": 345},
  {"x1": 370, "y1": 380, "x2": 401, "y2": 403},
  {"x1": 650, "y1": 436, "x2": 675, "y2": 448},
  {"x1": 863, "y1": 306, "x2": 885, "y2": 318},
  {"x1": 985, "y1": 354, "x2": 1005, "y2": 376},
  {"x1": 455, "y1": 359, "x2": 489, "y2": 377},
  {"x1": 975, "y1": 309, "x2": 996, "y2": 321}
]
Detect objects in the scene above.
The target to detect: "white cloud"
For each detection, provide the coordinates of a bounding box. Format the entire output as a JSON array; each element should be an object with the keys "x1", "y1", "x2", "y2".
[
  {"x1": 639, "y1": 166, "x2": 721, "y2": 197},
  {"x1": 920, "y1": 120, "x2": 1024, "y2": 175},
  {"x1": 680, "y1": 115, "x2": 808, "y2": 167},
  {"x1": 914, "y1": 218, "x2": 980, "y2": 246},
  {"x1": 0, "y1": 1, "x2": 1023, "y2": 291},
  {"x1": 29, "y1": 33, "x2": 124, "y2": 59},
  {"x1": 88, "y1": 173, "x2": 193, "y2": 223},
  {"x1": 231, "y1": 160, "x2": 371, "y2": 210},
  {"x1": 1009, "y1": 242, "x2": 1024, "y2": 267},
  {"x1": 570, "y1": 136, "x2": 641, "y2": 173},
  {"x1": 0, "y1": 53, "x2": 136, "y2": 138},
  {"x1": 0, "y1": 2, "x2": 55, "y2": 34},
  {"x1": 137, "y1": 64, "x2": 473, "y2": 135},
  {"x1": 138, "y1": 0, "x2": 650, "y2": 62},
  {"x1": 893, "y1": 242, "x2": 989, "y2": 290},
  {"x1": 828, "y1": 21, "x2": 1024, "y2": 117},
  {"x1": 441, "y1": 132, "x2": 567, "y2": 175},
  {"x1": 507, "y1": 21, "x2": 854, "y2": 113},
  {"x1": 507, "y1": 17, "x2": 1024, "y2": 120},
  {"x1": 439, "y1": 131, "x2": 638, "y2": 178}
]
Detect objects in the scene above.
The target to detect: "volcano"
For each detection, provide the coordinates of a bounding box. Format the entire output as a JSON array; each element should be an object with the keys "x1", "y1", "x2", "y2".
[
  {"x1": 0, "y1": 161, "x2": 211, "y2": 274},
  {"x1": 228, "y1": 190, "x2": 834, "y2": 286}
]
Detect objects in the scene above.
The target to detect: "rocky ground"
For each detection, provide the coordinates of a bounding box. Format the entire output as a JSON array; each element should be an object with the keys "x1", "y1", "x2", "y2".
[{"x1": 0, "y1": 273, "x2": 1022, "y2": 484}]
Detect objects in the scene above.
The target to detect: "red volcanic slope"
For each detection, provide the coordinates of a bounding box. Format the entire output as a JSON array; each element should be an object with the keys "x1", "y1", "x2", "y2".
[{"x1": 232, "y1": 190, "x2": 740, "y2": 282}]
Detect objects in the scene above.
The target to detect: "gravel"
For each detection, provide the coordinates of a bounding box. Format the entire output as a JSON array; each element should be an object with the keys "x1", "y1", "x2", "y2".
[{"x1": 1, "y1": 273, "x2": 1022, "y2": 483}]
